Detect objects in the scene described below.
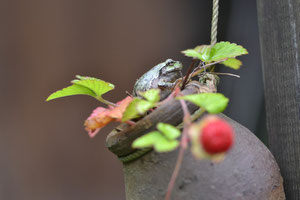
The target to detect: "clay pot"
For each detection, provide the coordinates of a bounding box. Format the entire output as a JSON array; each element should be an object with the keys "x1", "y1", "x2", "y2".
[{"x1": 106, "y1": 83, "x2": 285, "y2": 200}]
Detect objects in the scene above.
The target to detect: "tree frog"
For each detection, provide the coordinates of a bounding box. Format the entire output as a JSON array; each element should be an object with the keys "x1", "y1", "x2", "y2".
[{"x1": 132, "y1": 59, "x2": 183, "y2": 100}]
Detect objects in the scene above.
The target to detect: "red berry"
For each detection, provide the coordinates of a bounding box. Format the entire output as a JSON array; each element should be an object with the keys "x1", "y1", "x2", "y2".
[{"x1": 200, "y1": 119, "x2": 234, "y2": 154}]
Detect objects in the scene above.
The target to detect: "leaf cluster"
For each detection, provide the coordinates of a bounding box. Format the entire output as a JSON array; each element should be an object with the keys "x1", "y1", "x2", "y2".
[
  {"x1": 132, "y1": 93, "x2": 229, "y2": 152},
  {"x1": 182, "y1": 41, "x2": 248, "y2": 69},
  {"x1": 122, "y1": 89, "x2": 160, "y2": 121}
]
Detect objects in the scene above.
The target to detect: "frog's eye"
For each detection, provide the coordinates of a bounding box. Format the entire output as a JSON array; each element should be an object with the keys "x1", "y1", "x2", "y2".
[{"x1": 166, "y1": 60, "x2": 176, "y2": 66}]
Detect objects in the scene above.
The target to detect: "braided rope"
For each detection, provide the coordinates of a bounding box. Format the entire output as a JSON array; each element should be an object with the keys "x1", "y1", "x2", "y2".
[
  {"x1": 210, "y1": 0, "x2": 219, "y2": 46},
  {"x1": 118, "y1": 148, "x2": 152, "y2": 163}
]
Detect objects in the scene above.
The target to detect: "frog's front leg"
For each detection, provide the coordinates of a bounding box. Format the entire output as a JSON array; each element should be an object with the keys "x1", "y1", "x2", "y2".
[
  {"x1": 157, "y1": 80, "x2": 177, "y2": 89},
  {"x1": 157, "y1": 80, "x2": 176, "y2": 100}
]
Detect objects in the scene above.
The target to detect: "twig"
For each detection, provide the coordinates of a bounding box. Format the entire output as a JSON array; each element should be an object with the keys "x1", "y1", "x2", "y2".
[
  {"x1": 181, "y1": 59, "x2": 198, "y2": 90},
  {"x1": 125, "y1": 91, "x2": 133, "y2": 97},
  {"x1": 207, "y1": 72, "x2": 240, "y2": 78},
  {"x1": 191, "y1": 59, "x2": 227, "y2": 78}
]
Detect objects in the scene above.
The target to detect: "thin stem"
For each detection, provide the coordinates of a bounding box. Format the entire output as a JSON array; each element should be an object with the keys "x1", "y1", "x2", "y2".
[
  {"x1": 158, "y1": 87, "x2": 181, "y2": 107},
  {"x1": 164, "y1": 141, "x2": 185, "y2": 200},
  {"x1": 206, "y1": 72, "x2": 240, "y2": 78},
  {"x1": 98, "y1": 97, "x2": 117, "y2": 107},
  {"x1": 181, "y1": 59, "x2": 197, "y2": 90},
  {"x1": 179, "y1": 99, "x2": 191, "y2": 125},
  {"x1": 165, "y1": 99, "x2": 191, "y2": 200},
  {"x1": 191, "y1": 59, "x2": 227, "y2": 78},
  {"x1": 177, "y1": 108, "x2": 204, "y2": 129},
  {"x1": 125, "y1": 91, "x2": 133, "y2": 97}
]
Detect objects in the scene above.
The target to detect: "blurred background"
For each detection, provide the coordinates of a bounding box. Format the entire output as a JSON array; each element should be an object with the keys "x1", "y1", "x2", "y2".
[{"x1": 0, "y1": 0, "x2": 264, "y2": 199}]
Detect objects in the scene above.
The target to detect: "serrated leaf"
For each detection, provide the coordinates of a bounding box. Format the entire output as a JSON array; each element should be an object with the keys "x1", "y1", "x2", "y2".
[
  {"x1": 194, "y1": 45, "x2": 211, "y2": 61},
  {"x1": 157, "y1": 123, "x2": 181, "y2": 140},
  {"x1": 84, "y1": 96, "x2": 133, "y2": 138},
  {"x1": 122, "y1": 98, "x2": 155, "y2": 122},
  {"x1": 72, "y1": 78, "x2": 115, "y2": 99},
  {"x1": 139, "y1": 89, "x2": 160, "y2": 103},
  {"x1": 47, "y1": 75, "x2": 115, "y2": 102},
  {"x1": 182, "y1": 49, "x2": 201, "y2": 58},
  {"x1": 132, "y1": 131, "x2": 162, "y2": 148},
  {"x1": 177, "y1": 93, "x2": 229, "y2": 114},
  {"x1": 46, "y1": 84, "x2": 96, "y2": 101},
  {"x1": 182, "y1": 49, "x2": 210, "y2": 62},
  {"x1": 222, "y1": 58, "x2": 242, "y2": 70},
  {"x1": 75, "y1": 75, "x2": 101, "y2": 81},
  {"x1": 209, "y1": 41, "x2": 248, "y2": 62}
]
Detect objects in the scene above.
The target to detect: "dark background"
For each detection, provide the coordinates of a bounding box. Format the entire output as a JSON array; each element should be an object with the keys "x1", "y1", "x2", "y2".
[{"x1": 0, "y1": 0, "x2": 263, "y2": 199}]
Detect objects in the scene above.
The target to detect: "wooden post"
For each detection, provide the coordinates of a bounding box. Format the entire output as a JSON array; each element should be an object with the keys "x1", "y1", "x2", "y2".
[{"x1": 257, "y1": 0, "x2": 300, "y2": 199}]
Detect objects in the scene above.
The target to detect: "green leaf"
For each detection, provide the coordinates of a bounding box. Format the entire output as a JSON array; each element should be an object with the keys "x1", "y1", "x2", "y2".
[
  {"x1": 154, "y1": 138, "x2": 179, "y2": 152},
  {"x1": 72, "y1": 76, "x2": 115, "y2": 98},
  {"x1": 139, "y1": 89, "x2": 160, "y2": 103},
  {"x1": 209, "y1": 41, "x2": 248, "y2": 62},
  {"x1": 177, "y1": 93, "x2": 229, "y2": 114},
  {"x1": 182, "y1": 49, "x2": 201, "y2": 59},
  {"x1": 132, "y1": 131, "x2": 179, "y2": 152},
  {"x1": 222, "y1": 58, "x2": 242, "y2": 70},
  {"x1": 122, "y1": 98, "x2": 155, "y2": 121},
  {"x1": 47, "y1": 75, "x2": 115, "y2": 102},
  {"x1": 132, "y1": 131, "x2": 162, "y2": 148},
  {"x1": 182, "y1": 49, "x2": 210, "y2": 62},
  {"x1": 157, "y1": 123, "x2": 181, "y2": 140},
  {"x1": 75, "y1": 75, "x2": 102, "y2": 81},
  {"x1": 122, "y1": 89, "x2": 159, "y2": 122},
  {"x1": 136, "y1": 100, "x2": 155, "y2": 114},
  {"x1": 46, "y1": 84, "x2": 95, "y2": 101},
  {"x1": 194, "y1": 45, "x2": 211, "y2": 61}
]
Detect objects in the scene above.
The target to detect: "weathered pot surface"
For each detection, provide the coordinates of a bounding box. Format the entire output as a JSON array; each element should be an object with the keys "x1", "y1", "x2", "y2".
[
  {"x1": 106, "y1": 81, "x2": 285, "y2": 200},
  {"x1": 121, "y1": 114, "x2": 285, "y2": 200}
]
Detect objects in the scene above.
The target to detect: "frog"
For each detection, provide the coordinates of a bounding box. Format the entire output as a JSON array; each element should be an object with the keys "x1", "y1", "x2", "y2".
[{"x1": 132, "y1": 59, "x2": 183, "y2": 100}]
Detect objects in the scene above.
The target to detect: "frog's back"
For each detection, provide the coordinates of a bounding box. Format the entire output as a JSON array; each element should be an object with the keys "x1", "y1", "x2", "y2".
[{"x1": 132, "y1": 63, "x2": 165, "y2": 96}]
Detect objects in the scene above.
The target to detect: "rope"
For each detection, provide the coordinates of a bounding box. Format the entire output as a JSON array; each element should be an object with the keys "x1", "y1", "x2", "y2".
[
  {"x1": 118, "y1": 148, "x2": 152, "y2": 163},
  {"x1": 210, "y1": 0, "x2": 219, "y2": 46}
]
